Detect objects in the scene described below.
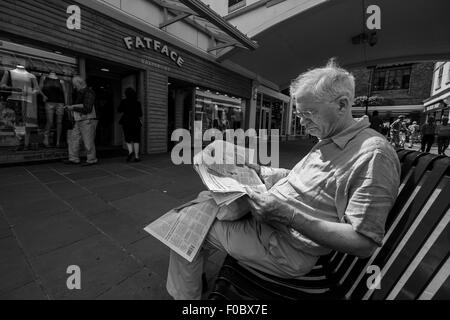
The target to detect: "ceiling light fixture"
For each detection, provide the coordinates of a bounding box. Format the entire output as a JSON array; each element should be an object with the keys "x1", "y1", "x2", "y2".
[{"x1": 101, "y1": 68, "x2": 110, "y2": 72}]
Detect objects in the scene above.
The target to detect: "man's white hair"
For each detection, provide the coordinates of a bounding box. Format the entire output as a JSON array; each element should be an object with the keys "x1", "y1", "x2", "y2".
[
  {"x1": 72, "y1": 75, "x2": 86, "y2": 87},
  {"x1": 290, "y1": 58, "x2": 355, "y2": 104}
]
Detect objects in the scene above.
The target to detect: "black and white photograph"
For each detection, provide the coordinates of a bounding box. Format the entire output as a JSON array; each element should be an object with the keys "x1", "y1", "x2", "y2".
[{"x1": 0, "y1": 0, "x2": 449, "y2": 310}]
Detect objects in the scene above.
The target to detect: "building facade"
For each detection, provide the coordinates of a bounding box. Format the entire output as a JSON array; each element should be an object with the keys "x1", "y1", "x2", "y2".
[
  {"x1": 423, "y1": 61, "x2": 450, "y2": 124},
  {"x1": 0, "y1": 0, "x2": 269, "y2": 164},
  {"x1": 351, "y1": 62, "x2": 434, "y2": 123}
]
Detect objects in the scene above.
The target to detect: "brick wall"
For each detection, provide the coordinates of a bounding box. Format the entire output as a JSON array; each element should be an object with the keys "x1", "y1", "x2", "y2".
[{"x1": 351, "y1": 62, "x2": 434, "y2": 106}]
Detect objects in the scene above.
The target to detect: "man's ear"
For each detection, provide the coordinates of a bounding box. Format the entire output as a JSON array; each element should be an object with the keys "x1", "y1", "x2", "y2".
[{"x1": 337, "y1": 96, "x2": 350, "y2": 114}]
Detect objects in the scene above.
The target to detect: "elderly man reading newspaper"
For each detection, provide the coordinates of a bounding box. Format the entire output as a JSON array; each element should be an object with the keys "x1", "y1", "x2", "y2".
[{"x1": 166, "y1": 59, "x2": 401, "y2": 300}]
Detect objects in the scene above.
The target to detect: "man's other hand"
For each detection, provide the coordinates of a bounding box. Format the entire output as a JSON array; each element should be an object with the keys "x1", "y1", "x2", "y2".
[{"x1": 246, "y1": 188, "x2": 290, "y2": 225}]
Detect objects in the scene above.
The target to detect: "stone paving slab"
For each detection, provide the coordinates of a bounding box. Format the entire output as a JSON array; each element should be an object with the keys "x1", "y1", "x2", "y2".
[
  {"x1": 2, "y1": 197, "x2": 70, "y2": 223},
  {"x1": 95, "y1": 269, "x2": 171, "y2": 300},
  {"x1": 46, "y1": 181, "x2": 92, "y2": 200},
  {"x1": 126, "y1": 235, "x2": 170, "y2": 280},
  {"x1": 65, "y1": 194, "x2": 115, "y2": 219},
  {"x1": 0, "y1": 183, "x2": 52, "y2": 206},
  {"x1": 14, "y1": 210, "x2": 99, "y2": 257},
  {"x1": 89, "y1": 181, "x2": 151, "y2": 202},
  {"x1": 64, "y1": 169, "x2": 112, "y2": 181},
  {"x1": 75, "y1": 175, "x2": 126, "y2": 189},
  {"x1": 111, "y1": 190, "x2": 184, "y2": 225},
  {"x1": 130, "y1": 174, "x2": 175, "y2": 191},
  {"x1": 0, "y1": 281, "x2": 47, "y2": 300},
  {"x1": 0, "y1": 214, "x2": 12, "y2": 239},
  {"x1": 0, "y1": 166, "x2": 28, "y2": 177},
  {"x1": 113, "y1": 168, "x2": 152, "y2": 179},
  {"x1": 161, "y1": 178, "x2": 205, "y2": 200},
  {"x1": 0, "y1": 253, "x2": 35, "y2": 296},
  {"x1": 29, "y1": 234, "x2": 142, "y2": 299},
  {"x1": 0, "y1": 235, "x2": 25, "y2": 262},
  {"x1": 88, "y1": 208, "x2": 149, "y2": 247},
  {"x1": 0, "y1": 173, "x2": 37, "y2": 185},
  {"x1": 31, "y1": 170, "x2": 68, "y2": 184}
]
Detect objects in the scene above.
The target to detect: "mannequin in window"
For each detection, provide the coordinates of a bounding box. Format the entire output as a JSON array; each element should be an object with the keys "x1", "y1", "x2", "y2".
[
  {"x1": 40, "y1": 71, "x2": 67, "y2": 147},
  {"x1": 0, "y1": 65, "x2": 42, "y2": 149}
]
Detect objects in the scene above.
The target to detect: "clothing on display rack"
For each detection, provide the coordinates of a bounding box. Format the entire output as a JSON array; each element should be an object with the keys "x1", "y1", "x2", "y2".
[
  {"x1": 40, "y1": 71, "x2": 67, "y2": 147},
  {"x1": 0, "y1": 65, "x2": 41, "y2": 148}
]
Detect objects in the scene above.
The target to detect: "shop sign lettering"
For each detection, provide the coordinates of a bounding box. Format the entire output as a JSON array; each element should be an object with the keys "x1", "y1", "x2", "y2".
[{"x1": 124, "y1": 36, "x2": 184, "y2": 67}]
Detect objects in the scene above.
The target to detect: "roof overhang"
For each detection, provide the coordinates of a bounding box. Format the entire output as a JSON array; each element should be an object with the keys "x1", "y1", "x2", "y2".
[
  {"x1": 223, "y1": 0, "x2": 450, "y2": 89},
  {"x1": 424, "y1": 87, "x2": 450, "y2": 107},
  {"x1": 178, "y1": 0, "x2": 258, "y2": 51}
]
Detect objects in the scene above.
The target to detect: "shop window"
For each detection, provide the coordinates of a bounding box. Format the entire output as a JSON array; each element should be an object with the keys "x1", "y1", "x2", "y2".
[
  {"x1": 193, "y1": 88, "x2": 244, "y2": 140},
  {"x1": 371, "y1": 66, "x2": 411, "y2": 91},
  {"x1": 0, "y1": 41, "x2": 78, "y2": 152}
]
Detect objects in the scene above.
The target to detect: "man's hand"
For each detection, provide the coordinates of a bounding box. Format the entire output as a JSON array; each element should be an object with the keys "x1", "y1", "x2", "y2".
[{"x1": 246, "y1": 188, "x2": 291, "y2": 225}]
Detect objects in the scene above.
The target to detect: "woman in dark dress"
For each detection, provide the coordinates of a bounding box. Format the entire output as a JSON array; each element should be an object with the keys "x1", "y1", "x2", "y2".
[{"x1": 119, "y1": 88, "x2": 143, "y2": 162}]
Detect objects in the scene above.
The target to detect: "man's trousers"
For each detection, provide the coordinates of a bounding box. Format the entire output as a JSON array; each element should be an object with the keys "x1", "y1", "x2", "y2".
[
  {"x1": 166, "y1": 216, "x2": 318, "y2": 300},
  {"x1": 68, "y1": 119, "x2": 98, "y2": 163}
]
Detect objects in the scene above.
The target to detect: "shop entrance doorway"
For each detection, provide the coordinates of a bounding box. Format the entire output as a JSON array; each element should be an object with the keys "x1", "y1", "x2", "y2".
[
  {"x1": 86, "y1": 59, "x2": 140, "y2": 150},
  {"x1": 167, "y1": 78, "x2": 194, "y2": 151},
  {"x1": 87, "y1": 76, "x2": 117, "y2": 147}
]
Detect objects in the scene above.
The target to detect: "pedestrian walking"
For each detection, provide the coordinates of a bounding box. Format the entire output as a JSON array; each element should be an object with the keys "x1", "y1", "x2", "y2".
[
  {"x1": 118, "y1": 87, "x2": 143, "y2": 162},
  {"x1": 436, "y1": 116, "x2": 450, "y2": 156},
  {"x1": 420, "y1": 117, "x2": 436, "y2": 153},
  {"x1": 390, "y1": 115, "x2": 406, "y2": 148},
  {"x1": 408, "y1": 121, "x2": 420, "y2": 148}
]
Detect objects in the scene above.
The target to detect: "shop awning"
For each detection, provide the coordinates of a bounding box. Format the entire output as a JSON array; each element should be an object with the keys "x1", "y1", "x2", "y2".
[
  {"x1": 150, "y1": 0, "x2": 258, "y2": 54},
  {"x1": 352, "y1": 105, "x2": 424, "y2": 114},
  {"x1": 423, "y1": 87, "x2": 450, "y2": 107}
]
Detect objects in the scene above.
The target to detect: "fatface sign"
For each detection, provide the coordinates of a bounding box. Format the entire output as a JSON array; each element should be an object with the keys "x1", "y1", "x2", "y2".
[{"x1": 123, "y1": 36, "x2": 184, "y2": 67}]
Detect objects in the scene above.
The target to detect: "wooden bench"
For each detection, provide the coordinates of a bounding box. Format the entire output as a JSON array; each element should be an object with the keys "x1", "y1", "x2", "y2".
[{"x1": 208, "y1": 150, "x2": 450, "y2": 300}]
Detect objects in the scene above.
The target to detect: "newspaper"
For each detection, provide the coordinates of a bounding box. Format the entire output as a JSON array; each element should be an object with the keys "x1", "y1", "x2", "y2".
[
  {"x1": 194, "y1": 140, "x2": 267, "y2": 205},
  {"x1": 144, "y1": 197, "x2": 220, "y2": 262},
  {"x1": 144, "y1": 141, "x2": 267, "y2": 262}
]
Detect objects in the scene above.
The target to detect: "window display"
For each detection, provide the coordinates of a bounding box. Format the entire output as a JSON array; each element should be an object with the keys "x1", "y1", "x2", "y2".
[
  {"x1": 193, "y1": 89, "x2": 244, "y2": 138},
  {"x1": 0, "y1": 41, "x2": 77, "y2": 151}
]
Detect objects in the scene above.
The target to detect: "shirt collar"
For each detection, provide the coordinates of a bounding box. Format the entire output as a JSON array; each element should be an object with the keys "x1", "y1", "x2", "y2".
[{"x1": 329, "y1": 116, "x2": 371, "y2": 150}]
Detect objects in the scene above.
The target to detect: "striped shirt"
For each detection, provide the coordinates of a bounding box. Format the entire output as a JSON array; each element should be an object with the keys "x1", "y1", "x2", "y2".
[{"x1": 261, "y1": 116, "x2": 401, "y2": 256}]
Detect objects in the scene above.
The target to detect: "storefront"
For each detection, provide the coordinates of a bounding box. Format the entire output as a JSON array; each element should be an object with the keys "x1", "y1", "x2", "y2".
[
  {"x1": 252, "y1": 85, "x2": 290, "y2": 138},
  {"x1": 424, "y1": 100, "x2": 449, "y2": 124},
  {"x1": 0, "y1": 41, "x2": 78, "y2": 155},
  {"x1": 0, "y1": 0, "x2": 254, "y2": 164}
]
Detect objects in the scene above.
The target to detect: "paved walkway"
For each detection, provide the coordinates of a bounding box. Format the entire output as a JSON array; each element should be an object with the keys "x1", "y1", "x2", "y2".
[{"x1": 0, "y1": 139, "x2": 315, "y2": 300}]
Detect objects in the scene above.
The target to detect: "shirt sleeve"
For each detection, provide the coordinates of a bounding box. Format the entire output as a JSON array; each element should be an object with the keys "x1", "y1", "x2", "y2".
[
  {"x1": 260, "y1": 166, "x2": 291, "y2": 189},
  {"x1": 343, "y1": 150, "x2": 400, "y2": 246},
  {"x1": 72, "y1": 89, "x2": 95, "y2": 114}
]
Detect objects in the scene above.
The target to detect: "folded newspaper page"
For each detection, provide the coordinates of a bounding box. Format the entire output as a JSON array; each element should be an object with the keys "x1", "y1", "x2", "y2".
[
  {"x1": 193, "y1": 140, "x2": 267, "y2": 204},
  {"x1": 144, "y1": 141, "x2": 267, "y2": 262},
  {"x1": 144, "y1": 198, "x2": 220, "y2": 262}
]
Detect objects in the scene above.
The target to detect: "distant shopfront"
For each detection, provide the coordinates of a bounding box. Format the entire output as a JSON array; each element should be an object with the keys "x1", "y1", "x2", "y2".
[
  {"x1": 423, "y1": 93, "x2": 450, "y2": 125},
  {"x1": 0, "y1": 0, "x2": 252, "y2": 164}
]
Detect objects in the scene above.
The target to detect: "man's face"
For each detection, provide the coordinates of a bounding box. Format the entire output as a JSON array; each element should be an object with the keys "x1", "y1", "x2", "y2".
[
  {"x1": 295, "y1": 92, "x2": 343, "y2": 139},
  {"x1": 72, "y1": 79, "x2": 83, "y2": 90}
]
